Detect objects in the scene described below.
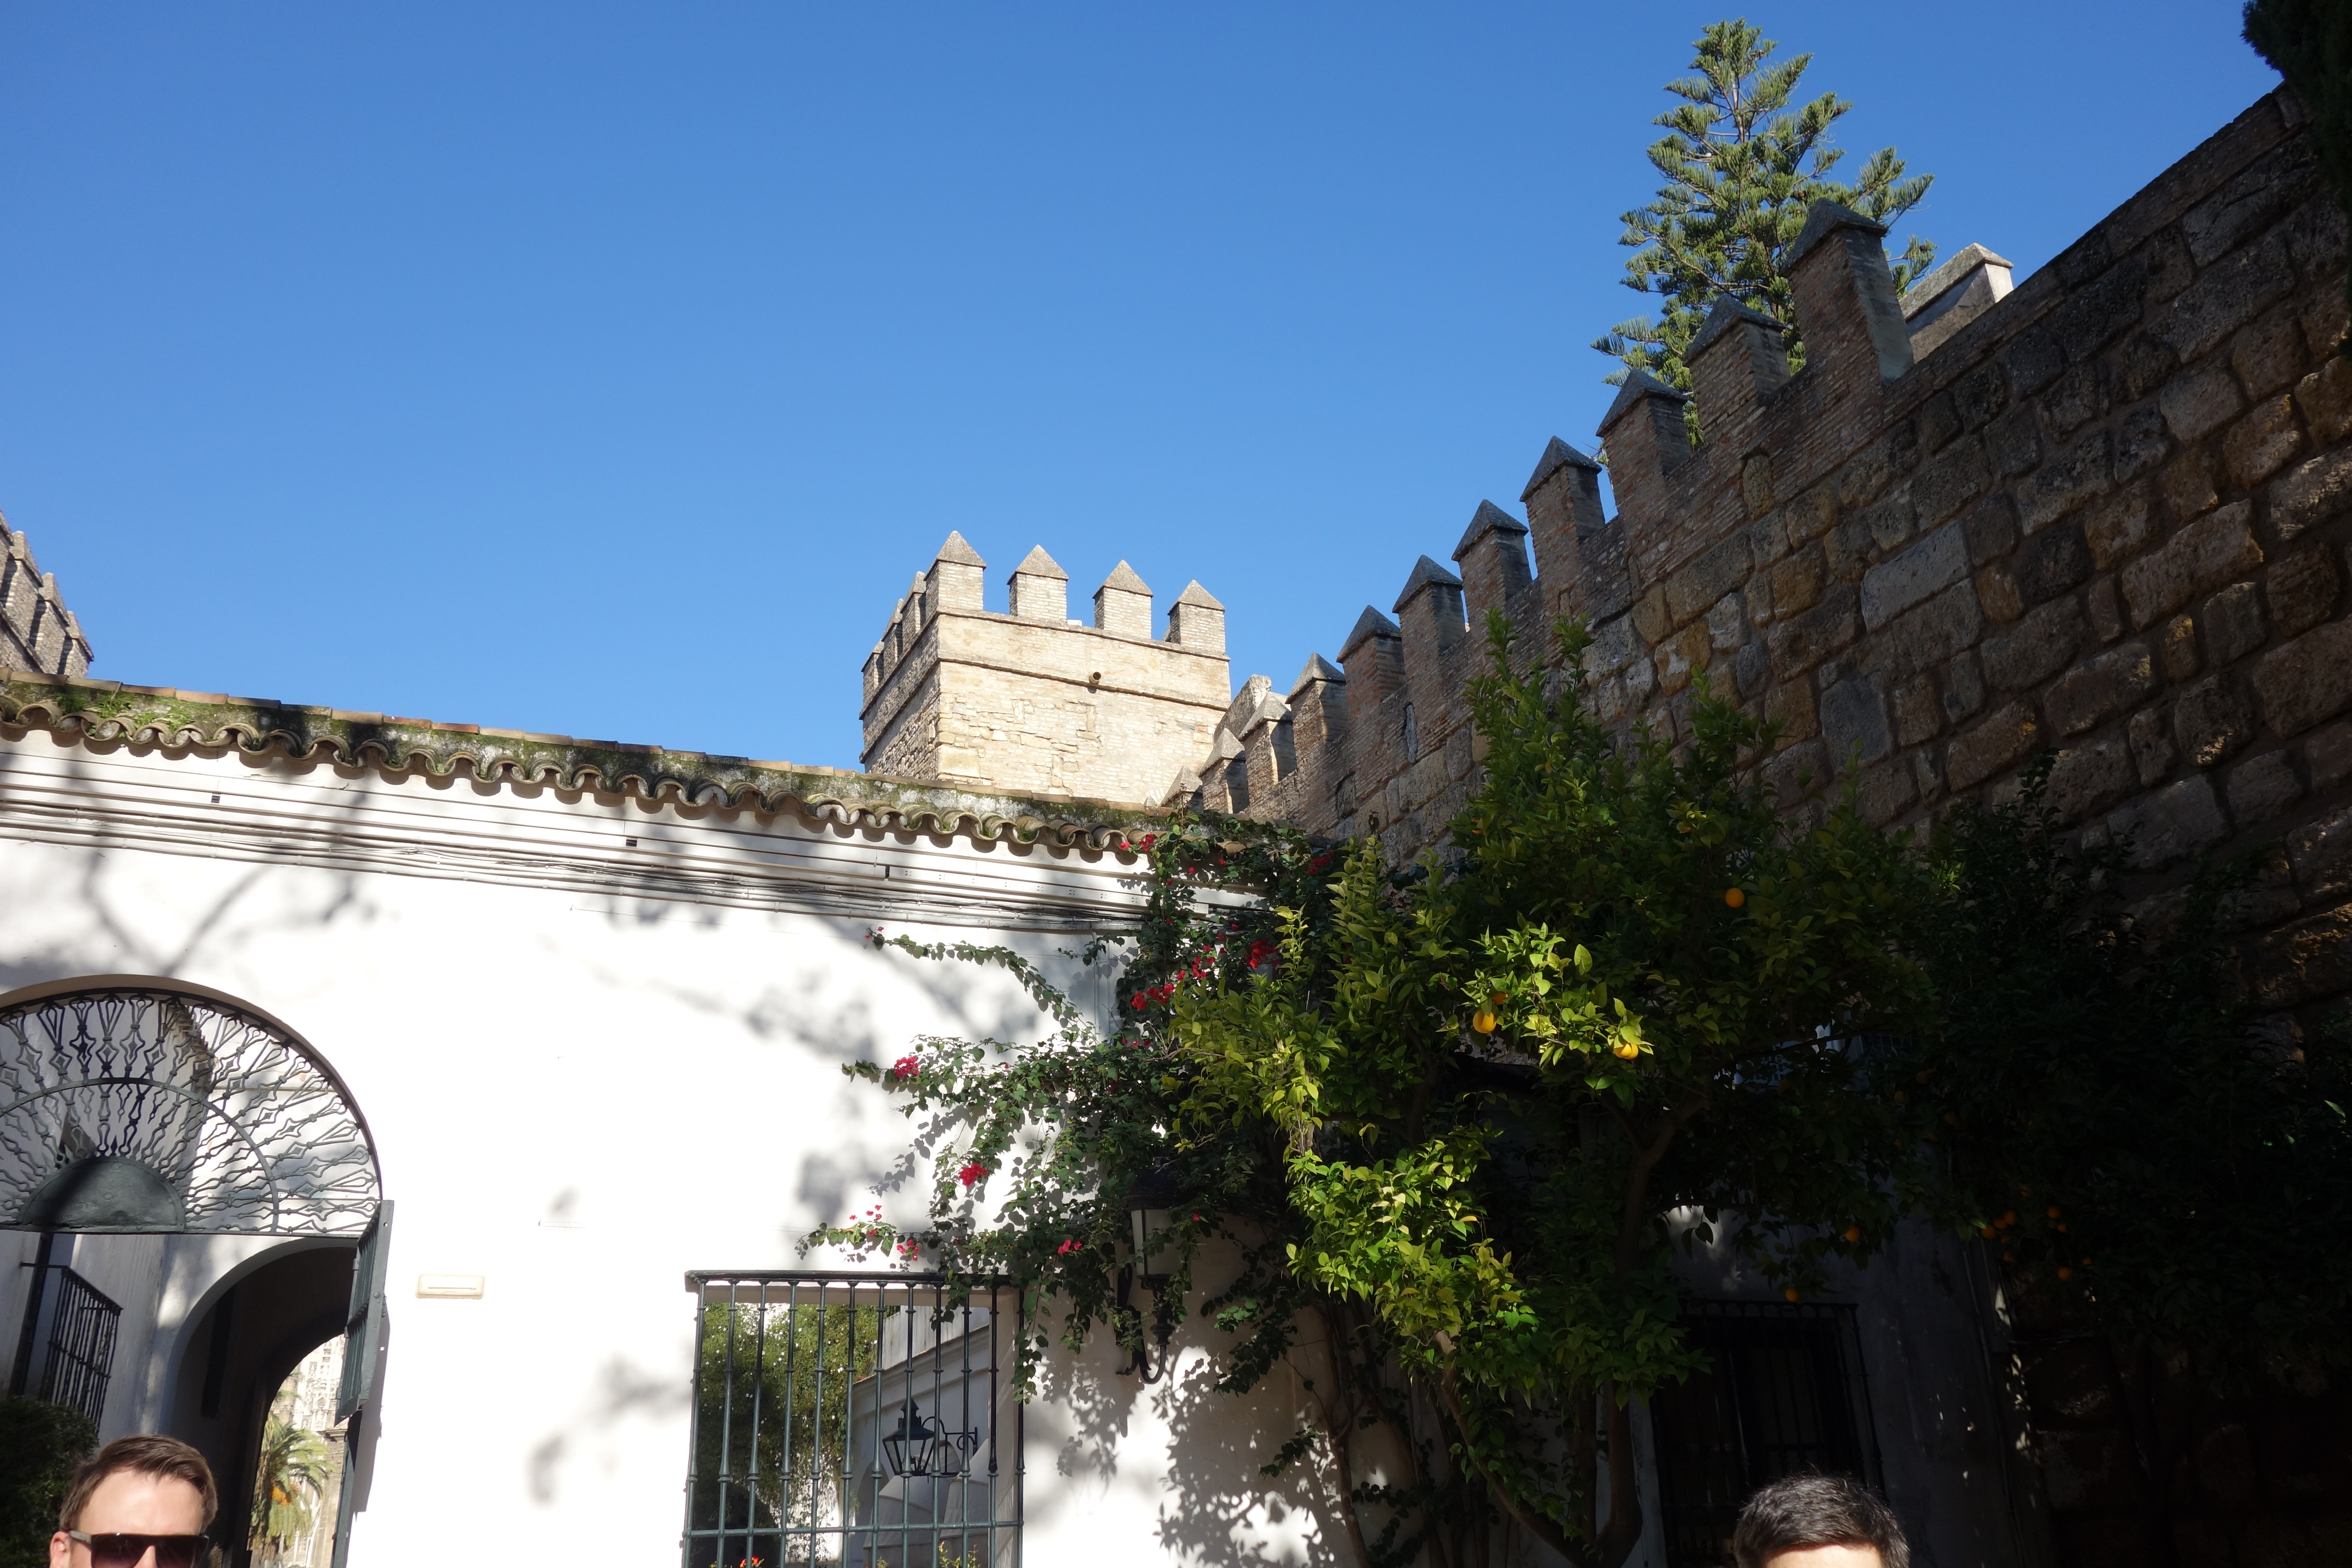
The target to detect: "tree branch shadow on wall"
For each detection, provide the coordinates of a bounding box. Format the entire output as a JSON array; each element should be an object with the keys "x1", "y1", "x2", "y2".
[
  {"x1": 1019, "y1": 1274, "x2": 1352, "y2": 1567},
  {"x1": 525, "y1": 1352, "x2": 693, "y2": 1506}
]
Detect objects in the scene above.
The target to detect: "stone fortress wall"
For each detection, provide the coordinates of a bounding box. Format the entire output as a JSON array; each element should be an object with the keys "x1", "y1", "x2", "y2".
[
  {"x1": 1200, "y1": 89, "x2": 2352, "y2": 1048},
  {"x1": 860, "y1": 530, "x2": 1233, "y2": 805},
  {"x1": 0, "y1": 520, "x2": 92, "y2": 680}
]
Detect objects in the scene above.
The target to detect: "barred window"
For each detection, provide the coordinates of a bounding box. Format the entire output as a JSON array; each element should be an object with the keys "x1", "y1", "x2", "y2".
[{"x1": 1651, "y1": 1300, "x2": 1880, "y2": 1568}]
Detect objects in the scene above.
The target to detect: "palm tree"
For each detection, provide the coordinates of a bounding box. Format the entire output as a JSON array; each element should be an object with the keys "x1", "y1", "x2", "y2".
[{"x1": 249, "y1": 1415, "x2": 333, "y2": 1566}]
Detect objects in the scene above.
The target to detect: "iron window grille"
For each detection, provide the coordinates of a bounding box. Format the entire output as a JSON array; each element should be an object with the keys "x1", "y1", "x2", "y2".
[
  {"x1": 32, "y1": 1265, "x2": 121, "y2": 1425},
  {"x1": 1650, "y1": 1299, "x2": 1881, "y2": 1568},
  {"x1": 683, "y1": 1271, "x2": 1021, "y2": 1568}
]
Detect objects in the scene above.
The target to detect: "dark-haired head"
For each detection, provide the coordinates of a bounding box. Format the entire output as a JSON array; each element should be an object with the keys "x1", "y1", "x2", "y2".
[{"x1": 1731, "y1": 1473, "x2": 1908, "y2": 1568}]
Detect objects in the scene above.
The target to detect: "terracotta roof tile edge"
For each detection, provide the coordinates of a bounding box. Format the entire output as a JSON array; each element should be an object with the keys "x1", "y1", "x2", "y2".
[{"x1": 0, "y1": 669, "x2": 1161, "y2": 851}]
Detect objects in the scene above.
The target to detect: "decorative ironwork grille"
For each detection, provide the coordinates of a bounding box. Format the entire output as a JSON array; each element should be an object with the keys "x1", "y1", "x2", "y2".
[
  {"x1": 0, "y1": 982, "x2": 380, "y2": 1236},
  {"x1": 35, "y1": 1265, "x2": 121, "y2": 1424},
  {"x1": 1651, "y1": 1300, "x2": 1881, "y2": 1568},
  {"x1": 683, "y1": 1271, "x2": 1022, "y2": 1568}
]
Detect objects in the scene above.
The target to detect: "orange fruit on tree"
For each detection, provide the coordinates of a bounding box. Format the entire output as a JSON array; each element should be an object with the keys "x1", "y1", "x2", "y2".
[
  {"x1": 1724, "y1": 888, "x2": 1746, "y2": 908},
  {"x1": 1843, "y1": 1225, "x2": 1861, "y2": 1243},
  {"x1": 1612, "y1": 1040, "x2": 1641, "y2": 1060},
  {"x1": 2046, "y1": 1206, "x2": 2061, "y2": 1219},
  {"x1": 1471, "y1": 1010, "x2": 1498, "y2": 1035},
  {"x1": 2056, "y1": 1267, "x2": 2073, "y2": 1280},
  {"x1": 1783, "y1": 1287, "x2": 1800, "y2": 1302}
]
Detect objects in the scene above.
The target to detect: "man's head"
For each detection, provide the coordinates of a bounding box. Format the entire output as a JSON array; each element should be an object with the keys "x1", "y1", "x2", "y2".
[
  {"x1": 48, "y1": 1435, "x2": 217, "y2": 1568},
  {"x1": 1732, "y1": 1473, "x2": 1909, "y2": 1568}
]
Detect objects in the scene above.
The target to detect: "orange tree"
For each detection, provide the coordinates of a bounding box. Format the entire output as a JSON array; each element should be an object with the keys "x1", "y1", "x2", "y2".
[{"x1": 1167, "y1": 619, "x2": 1939, "y2": 1565}]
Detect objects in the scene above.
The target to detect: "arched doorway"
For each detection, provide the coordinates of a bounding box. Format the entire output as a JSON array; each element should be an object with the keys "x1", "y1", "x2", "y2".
[{"x1": 0, "y1": 977, "x2": 386, "y2": 1568}]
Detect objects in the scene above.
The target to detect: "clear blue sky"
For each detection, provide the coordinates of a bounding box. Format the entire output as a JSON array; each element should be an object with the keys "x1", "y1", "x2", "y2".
[{"x1": 0, "y1": 3, "x2": 2280, "y2": 769}]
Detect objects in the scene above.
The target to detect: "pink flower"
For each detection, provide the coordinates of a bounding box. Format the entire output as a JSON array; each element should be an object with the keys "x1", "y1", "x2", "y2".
[
  {"x1": 958, "y1": 1161, "x2": 989, "y2": 1188},
  {"x1": 887, "y1": 1054, "x2": 921, "y2": 1082}
]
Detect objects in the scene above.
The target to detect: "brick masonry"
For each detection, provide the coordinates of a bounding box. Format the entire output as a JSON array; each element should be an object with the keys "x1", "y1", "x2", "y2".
[{"x1": 0, "y1": 523, "x2": 92, "y2": 680}]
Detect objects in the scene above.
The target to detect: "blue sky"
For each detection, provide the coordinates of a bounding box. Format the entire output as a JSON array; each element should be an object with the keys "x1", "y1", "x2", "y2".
[{"x1": 0, "y1": 3, "x2": 2280, "y2": 769}]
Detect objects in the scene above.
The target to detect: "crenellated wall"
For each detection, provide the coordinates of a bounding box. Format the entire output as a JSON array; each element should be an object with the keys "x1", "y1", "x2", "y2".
[
  {"x1": 1204, "y1": 89, "x2": 2352, "y2": 1011},
  {"x1": 1185, "y1": 88, "x2": 2352, "y2": 1555},
  {"x1": 0, "y1": 522, "x2": 94, "y2": 680},
  {"x1": 860, "y1": 532, "x2": 1233, "y2": 805}
]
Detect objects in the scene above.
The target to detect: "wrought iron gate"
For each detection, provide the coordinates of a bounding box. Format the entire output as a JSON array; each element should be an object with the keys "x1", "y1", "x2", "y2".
[{"x1": 683, "y1": 1271, "x2": 1022, "y2": 1568}]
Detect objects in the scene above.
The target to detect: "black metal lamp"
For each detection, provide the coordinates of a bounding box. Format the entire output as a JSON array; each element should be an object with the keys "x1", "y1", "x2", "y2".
[
  {"x1": 1117, "y1": 1169, "x2": 1181, "y2": 1383},
  {"x1": 881, "y1": 1400, "x2": 938, "y2": 1477}
]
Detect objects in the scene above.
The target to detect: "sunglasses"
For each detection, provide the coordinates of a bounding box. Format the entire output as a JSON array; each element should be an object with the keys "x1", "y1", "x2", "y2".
[{"x1": 67, "y1": 1533, "x2": 212, "y2": 1568}]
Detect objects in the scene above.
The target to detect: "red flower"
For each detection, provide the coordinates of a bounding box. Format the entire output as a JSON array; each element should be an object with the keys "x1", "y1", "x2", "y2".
[
  {"x1": 958, "y1": 1161, "x2": 989, "y2": 1188},
  {"x1": 1131, "y1": 992, "x2": 1147, "y2": 1009},
  {"x1": 1057, "y1": 1239, "x2": 1081, "y2": 1256},
  {"x1": 886, "y1": 1054, "x2": 921, "y2": 1082}
]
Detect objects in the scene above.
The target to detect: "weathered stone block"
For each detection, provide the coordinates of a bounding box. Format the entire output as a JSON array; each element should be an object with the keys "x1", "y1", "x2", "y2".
[
  {"x1": 2203, "y1": 579, "x2": 2268, "y2": 667},
  {"x1": 1666, "y1": 534, "x2": 1751, "y2": 628},
  {"x1": 2222, "y1": 394, "x2": 2305, "y2": 490},
  {"x1": 2082, "y1": 481, "x2": 2154, "y2": 570},
  {"x1": 2118, "y1": 331, "x2": 2179, "y2": 399},
  {"x1": 1975, "y1": 566, "x2": 2023, "y2": 623},
  {"x1": 2174, "y1": 672, "x2": 2257, "y2": 766},
  {"x1": 2129, "y1": 706, "x2": 2174, "y2": 784},
  {"x1": 1837, "y1": 422, "x2": 1919, "y2": 510},
  {"x1": 2295, "y1": 353, "x2": 2352, "y2": 444},
  {"x1": 1855, "y1": 486, "x2": 1917, "y2": 552},
  {"x1": 2158, "y1": 360, "x2": 2246, "y2": 442},
  {"x1": 1892, "y1": 673, "x2": 1942, "y2": 745},
  {"x1": 1765, "y1": 676, "x2": 1818, "y2": 743},
  {"x1": 1769, "y1": 542, "x2": 1826, "y2": 621},
  {"x1": 1820, "y1": 675, "x2": 1892, "y2": 770},
  {"x1": 2017, "y1": 522, "x2": 2092, "y2": 604},
  {"x1": 1706, "y1": 591, "x2": 1749, "y2": 651},
  {"x1": 2183, "y1": 138, "x2": 2319, "y2": 265},
  {"x1": 1746, "y1": 511, "x2": 1792, "y2": 570},
  {"x1": 2114, "y1": 402, "x2": 2171, "y2": 483},
  {"x1": 2266, "y1": 445, "x2": 2352, "y2": 542},
  {"x1": 1866, "y1": 582, "x2": 1983, "y2": 680},
  {"x1": 1825, "y1": 518, "x2": 1873, "y2": 585},
  {"x1": 2120, "y1": 501, "x2": 2263, "y2": 627},
  {"x1": 2107, "y1": 774, "x2": 2228, "y2": 870},
  {"x1": 2020, "y1": 429, "x2": 2114, "y2": 532},
  {"x1": 1585, "y1": 614, "x2": 1639, "y2": 676},
  {"x1": 1918, "y1": 390, "x2": 1961, "y2": 454},
  {"x1": 1982, "y1": 598, "x2": 2087, "y2": 690},
  {"x1": 2086, "y1": 576, "x2": 2125, "y2": 643},
  {"x1": 2250, "y1": 903, "x2": 2352, "y2": 1008},
  {"x1": 2052, "y1": 253, "x2": 2148, "y2": 361},
  {"x1": 1943, "y1": 650, "x2": 1987, "y2": 724},
  {"x1": 2162, "y1": 612, "x2": 2202, "y2": 681},
  {"x1": 2289, "y1": 803, "x2": 2352, "y2": 897},
  {"x1": 2003, "y1": 328, "x2": 2065, "y2": 398},
  {"x1": 2049, "y1": 740, "x2": 2135, "y2": 821},
  {"x1": 1767, "y1": 584, "x2": 1860, "y2": 683},
  {"x1": 2163, "y1": 445, "x2": 2221, "y2": 521},
  {"x1": 1911, "y1": 435, "x2": 1989, "y2": 530},
  {"x1": 2305, "y1": 718, "x2": 2352, "y2": 790},
  {"x1": 1761, "y1": 738, "x2": 1827, "y2": 802},
  {"x1": 2252, "y1": 617, "x2": 2352, "y2": 736},
  {"x1": 1947, "y1": 701, "x2": 2039, "y2": 791},
  {"x1": 2042, "y1": 361, "x2": 2110, "y2": 435},
  {"x1": 2287, "y1": 186, "x2": 2351, "y2": 279},
  {"x1": 2228, "y1": 748, "x2": 2304, "y2": 827},
  {"x1": 1860, "y1": 523, "x2": 1967, "y2": 629},
  {"x1": 1986, "y1": 404, "x2": 2043, "y2": 479},
  {"x1": 1732, "y1": 640, "x2": 1768, "y2": 696},
  {"x1": 2233, "y1": 306, "x2": 2310, "y2": 398},
  {"x1": 2045, "y1": 641, "x2": 2156, "y2": 736},
  {"x1": 1856, "y1": 757, "x2": 1916, "y2": 824},
  {"x1": 1653, "y1": 620, "x2": 1711, "y2": 695},
  {"x1": 1962, "y1": 492, "x2": 2019, "y2": 566},
  {"x1": 1954, "y1": 361, "x2": 2008, "y2": 429},
  {"x1": 2164, "y1": 234, "x2": 2294, "y2": 361}
]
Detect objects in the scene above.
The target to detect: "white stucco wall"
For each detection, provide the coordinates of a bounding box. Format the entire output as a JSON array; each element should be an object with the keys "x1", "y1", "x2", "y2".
[{"x1": 0, "y1": 725, "x2": 1341, "y2": 1566}]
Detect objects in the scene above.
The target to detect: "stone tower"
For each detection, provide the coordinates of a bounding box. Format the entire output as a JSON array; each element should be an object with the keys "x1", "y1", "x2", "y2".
[
  {"x1": 0, "y1": 521, "x2": 93, "y2": 680},
  {"x1": 860, "y1": 533, "x2": 1232, "y2": 804}
]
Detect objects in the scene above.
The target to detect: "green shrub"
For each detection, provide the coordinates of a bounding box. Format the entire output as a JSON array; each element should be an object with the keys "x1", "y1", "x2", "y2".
[{"x1": 0, "y1": 1397, "x2": 97, "y2": 1568}]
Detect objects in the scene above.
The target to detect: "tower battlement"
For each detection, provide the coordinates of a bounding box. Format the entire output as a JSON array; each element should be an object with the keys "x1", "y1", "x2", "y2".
[
  {"x1": 0, "y1": 521, "x2": 93, "y2": 681},
  {"x1": 860, "y1": 533, "x2": 1231, "y2": 804}
]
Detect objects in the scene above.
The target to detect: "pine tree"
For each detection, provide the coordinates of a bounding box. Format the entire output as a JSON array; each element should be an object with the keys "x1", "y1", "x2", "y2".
[{"x1": 1595, "y1": 20, "x2": 1936, "y2": 398}]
